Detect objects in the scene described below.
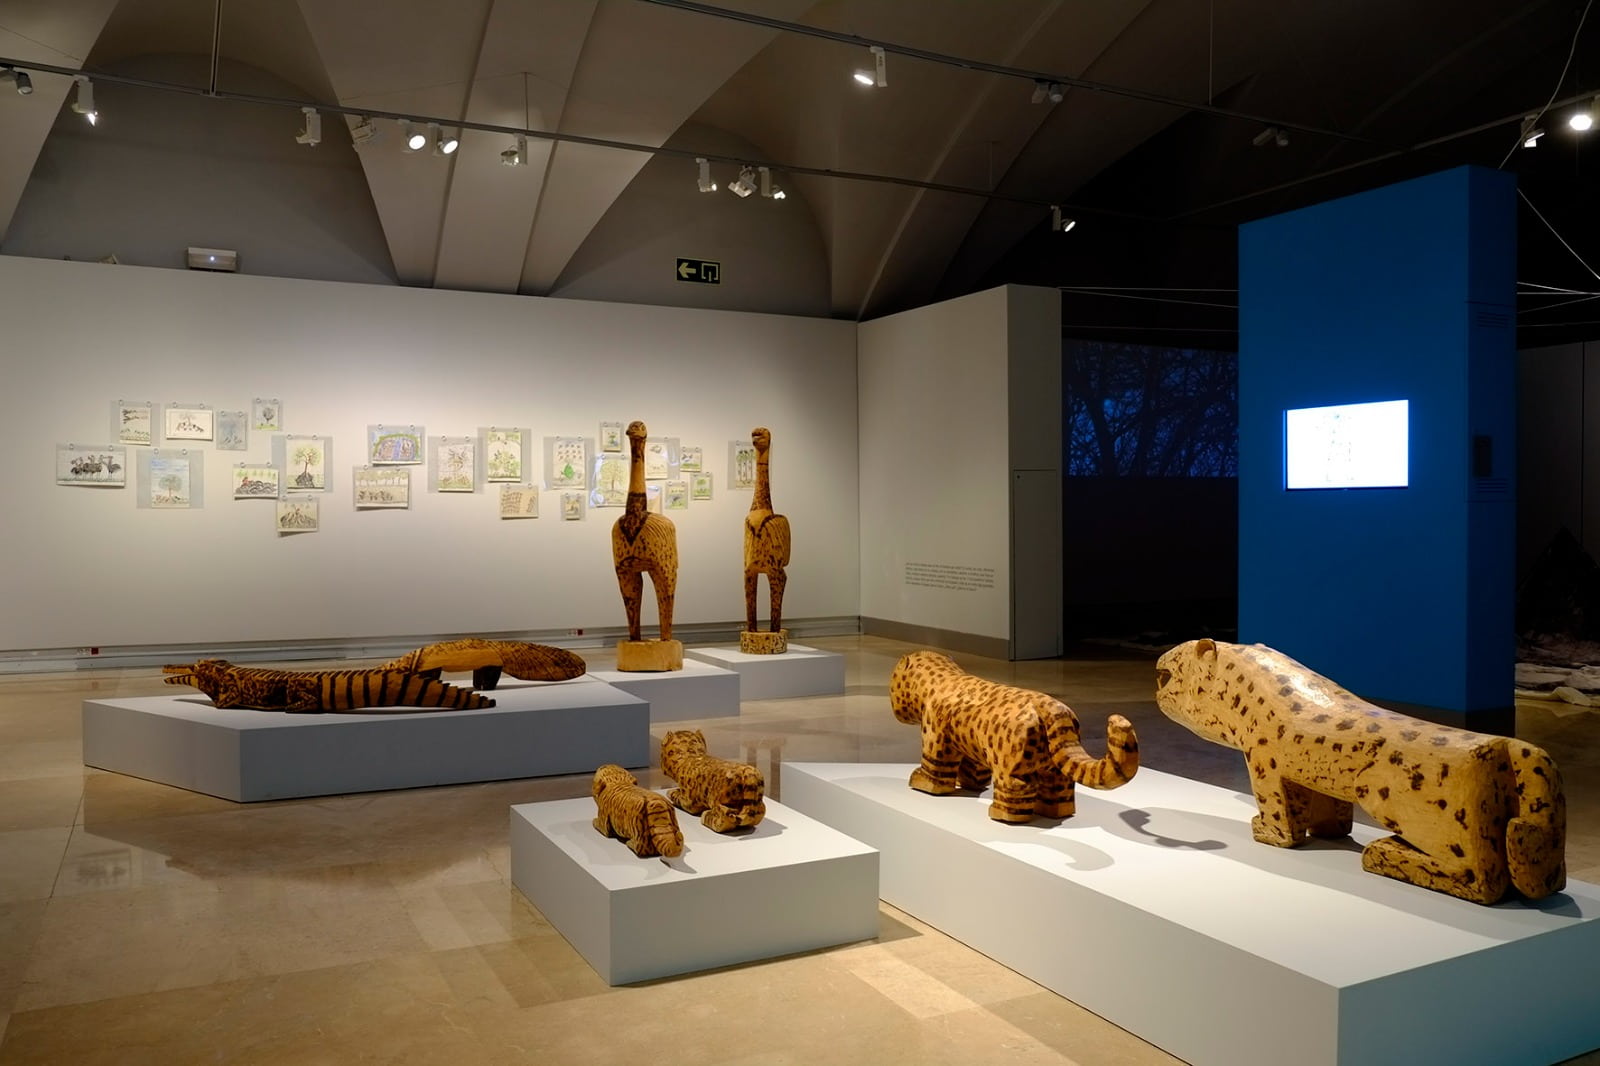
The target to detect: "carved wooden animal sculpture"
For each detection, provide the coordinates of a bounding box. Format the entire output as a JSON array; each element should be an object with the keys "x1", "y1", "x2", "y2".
[
  {"x1": 162, "y1": 660, "x2": 494, "y2": 712},
  {"x1": 890, "y1": 651, "x2": 1139, "y2": 823},
  {"x1": 1154, "y1": 639, "x2": 1567, "y2": 904},
  {"x1": 741, "y1": 426, "x2": 792, "y2": 654},
  {"x1": 381, "y1": 638, "x2": 586, "y2": 690},
  {"x1": 611, "y1": 421, "x2": 680, "y2": 669},
  {"x1": 591, "y1": 764, "x2": 684, "y2": 858},
  {"x1": 660, "y1": 729, "x2": 766, "y2": 832}
]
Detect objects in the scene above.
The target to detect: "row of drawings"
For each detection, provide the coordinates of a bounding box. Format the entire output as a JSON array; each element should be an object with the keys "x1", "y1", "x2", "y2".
[{"x1": 110, "y1": 400, "x2": 282, "y2": 450}]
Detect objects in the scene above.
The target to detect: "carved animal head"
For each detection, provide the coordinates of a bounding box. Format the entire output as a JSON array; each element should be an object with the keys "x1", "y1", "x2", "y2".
[
  {"x1": 751, "y1": 426, "x2": 771, "y2": 452},
  {"x1": 592, "y1": 763, "x2": 638, "y2": 800},
  {"x1": 1154, "y1": 639, "x2": 1241, "y2": 748},
  {"x1": 890, "y1": 650, "x2": 960, "y2": 724},
  {"x1": 162, "y1": 658, "x2": 234, "y2": 694},
  {"x1": 626, "y1": 420, "x2": 648, "y2": 443},
  {"x1": 661, "y1": 729, "x2": 708, "y2": 763}
]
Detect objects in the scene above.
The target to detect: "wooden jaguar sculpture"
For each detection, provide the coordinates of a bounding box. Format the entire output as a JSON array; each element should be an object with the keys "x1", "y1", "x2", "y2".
[
  {"x1": 591, "y1": 764, "x2": 684, "y2": 858},
  {"x1": 890, "y1": 650, "x2": 1139, "y2": 823},
  {"x1": 611, "y1": 420, "x2": 680, "y2": 670},
  {"x1": 1154, "y1": 638, "x2": 1567, "y2": 904},
  {"x1": 741, "y1": 427, "x2": 791, "y2": 654},
  {"x1": 162, "y1": 660, "x2": 493, "y2": 712},
  {"x1": 380, "y1": 638, "x2": 586, "y2": 690},
  {"x1": 661, "y1": 729, "x2": 766, "y2": 832}
]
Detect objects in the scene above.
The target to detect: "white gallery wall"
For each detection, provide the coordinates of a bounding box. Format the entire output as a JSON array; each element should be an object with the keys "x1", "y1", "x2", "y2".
[
  {"x1": 857, "y1": 285, "x2": 1062, "y2": 659},
  {"x1": 0, "y1": 255, "x2": 858, "y2": 655}
]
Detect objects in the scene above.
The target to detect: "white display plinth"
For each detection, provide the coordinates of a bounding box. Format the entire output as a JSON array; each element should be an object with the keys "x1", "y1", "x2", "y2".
[
  {"x1": 588, "y1": 658, "x2": 740, "y2": 721},
  {"x1": 82, "y1": 678, "x2": 649, "y2": 802},
  {"x1": 510, "y1": 796, "x2": 878, "y2": 985},
  {"x1": 681, "y1": 644, "x2": 845, "y2": 700},
  {"x1": 783, "y1": 763, "x2": 1600, "y2": 1066}
]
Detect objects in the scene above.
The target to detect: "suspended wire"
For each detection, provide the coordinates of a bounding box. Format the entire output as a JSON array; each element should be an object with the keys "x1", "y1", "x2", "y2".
[
  {"x1": 1519, "y1": 188, "x2": 1600, "y2": 284},
  {"x1": 1496, "y1": 0, "x2": 1594, "y2": 168}
]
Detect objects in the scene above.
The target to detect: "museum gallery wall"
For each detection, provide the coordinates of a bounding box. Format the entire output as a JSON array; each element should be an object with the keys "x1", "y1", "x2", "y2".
[{"x1": 0, "y1": 254, "x2": 860, "y2": 653}]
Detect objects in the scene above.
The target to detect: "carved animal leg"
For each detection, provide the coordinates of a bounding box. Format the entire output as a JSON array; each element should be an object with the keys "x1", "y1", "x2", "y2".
[
  {"x1": 956, "y1": 759, "x2": 991, "y2": 792},
  {"x1": 744, "y1": 571, "x2": 760, "y2": 632},
  {"x1": 1248, "y1": 765, "x2": 1300, "y2": 847},
  {"x1": 1284, "y1": 781, "x2": 1353, "y2": 839},
  {"x1": 768, "y1": 568, "x2": 787, "y2": 633},
  {"x1": 654, "y1": 570, "x2": 676, "y2": 641},
  {"x1": 909, "y1": 738, "x2": 961, "y2": 795},
  {"x1": 734, "y1": 800, "x2": 766, "y2": 827},
  {"x1": 617, "y1": 569, "x2": 644, "y2": 642},
  {"x1": 623, "y1": 832, "x2": 654, "y2": 858},
  {"x1": 668, "y1": 787, "x2": 707, "y2": 815},
  {"x1": 703, "y1": 805, "x2": 739, "y2": 833},
  {"x1": 472, "y1": 665, "x2": 503, "y2": 691},
  {"x1": 1034, "y1": 767, "x2": 1077, "y2": 819},
  {"x1": 989, "y1": 773, "x2": 1037, "y2": 823},
  {"x1": 1361, "y1": 835, "x2": 1509, "y2": 905},
  {"x1": 593, "y1": 814, "x2": 613, "y2": 837}
]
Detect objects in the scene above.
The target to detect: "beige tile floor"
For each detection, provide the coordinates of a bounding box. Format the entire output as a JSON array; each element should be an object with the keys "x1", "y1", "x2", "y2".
[{"x1": 0, "y1": 634, "x2": 1597, "y2": 1065}]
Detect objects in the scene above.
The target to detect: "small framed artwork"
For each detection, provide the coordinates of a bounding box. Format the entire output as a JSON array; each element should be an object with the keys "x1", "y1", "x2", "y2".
[
  {"x1": 252, "y1": 398, "x2": 283, "y2": 432},
  {"x1": 216, "y1": 410, "x2": 248, "y2": 451},
  {"x1": 148, "y1": 450, "x2": 197, "y2": 508},
  {"x1": 276, "y1": 495, "x2": 319, "y2": 533},
  {"x1": 164, "y1": 404, "x2": 214, "y2": 442},
  {"x1": 56, "y1": 444, "x2": 127, "y2": 487},
  {"x1": 590, "y1": 451, "x2": 629, "y2": 508},
  {"x1": 232, "y1": 464, "x2": 279, "y2": 499},
  {"x1": 484, "y1": 427, "x2": 529, "y2": 482},
  {"x1": 599, "y1": 421, "x2": 624, "y2": 453},
  {"x1": 678, "y1": 445, "x2": 702, "y2": 473},
  {"x1": 729, "y1": 439, "x2": 756, "y2": 490},
  {"x1": 646, "y1": 483, "x2": 663, "y2": 513},
  {"x1": 561, "y1": 492, "x2": 584, "y2": 520},
  {"x1": 368, "y1": 424, "x2": 424, "y2": 465},
  {"x1": 273, "y1": 435, "x2": 333, "y2": 492},
  {"x1": 547, "y1": 436, "x2": 588, "y2": 489},
  {"x1": 112, "y1": 401, "x2": 153, "y2": 446},
  {"x1": 665, "y1": 479, "x2": 688, "y2": 510},
  {"x1": 353, "y1": 466, "x2": 409, "y2": 509},
  {"x1": 500, "y1": 484, "x2": 539, "y2": 518},
  {"x1": 644, "y1": 437, "x2": 676, "y2": 481},
  {"x1": 433, "y1": 435, "x2": 476, "y2": 492},
  {"x1": 690, "y1": 472, "x2": 713, "y2": 500}
]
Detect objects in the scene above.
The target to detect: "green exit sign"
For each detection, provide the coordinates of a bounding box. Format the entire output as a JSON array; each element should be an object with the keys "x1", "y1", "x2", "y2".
[{"x1": 676, "y1": 258, "x2": 721, "y2": 284}]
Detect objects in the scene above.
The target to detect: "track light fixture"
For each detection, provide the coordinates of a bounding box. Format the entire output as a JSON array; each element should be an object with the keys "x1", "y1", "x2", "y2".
[
  {"x1": 1570, "y1": 96, "x2": 1599, "y2": 132},
  {"x1": 758, "y1": 166, "x2": 786, "y2": 200},
  {"x1": 1051, "y1": 206, "x2": 1075, "y2": 233},
  {"x1": 728, "y1": 165, "x2": 757, "y2": 198},
  {"x1": 349, "y1": 116, "x2": 380, "y2": 147},
  {"x1": 399, "y1": 120, "x2": 426, "y2": 152},
  {"x1": 853, "y1": 44, "x2": 886, "y2": 87},
  {"x1": 295, "y1": 107, "x2": 321, "y2": 146},
  {"x1": 71, "y1": 75, "x2": 96, "y2": 125},
  {"x1": 696, "y1": 157, "x2": 717, "y2": 192},
  {"x1": 0, "y1": 66, "x2": 30, "y2": 95},
  {"x1": 1519, "y1": 115, "x2": 1545, "y2": 148},
  {"x1": 1031, "y1": 79, "x2": 1062, "y2": 104},
  {"x1": 1251, "y1": 126, "x2": 1288, "y2": 148},
  {"x1": 430, "y1": 122, "x2": 458, "y2": 156},
  {"x1": 501, "y1": 134, "x2": 526, "y2": 166}
]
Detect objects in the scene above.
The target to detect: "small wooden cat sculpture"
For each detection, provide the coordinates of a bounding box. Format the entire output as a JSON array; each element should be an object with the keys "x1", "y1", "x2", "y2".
[
  {"x1": 1154, "y1": 638, "x2": 1566, "y2": 904},
  {"x1": 591, "y1": 764, "x2": 684, "y2": 858},
  {"x1": 660, "y1": 729, "x2": 766, "y2": 832},
  {"x1": 890, "y1": 650, "x2": 1139, "y2": 823}
]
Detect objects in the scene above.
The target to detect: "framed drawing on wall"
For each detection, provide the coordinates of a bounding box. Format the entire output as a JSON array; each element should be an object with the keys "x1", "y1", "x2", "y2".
[
  {"x1": 232, "y1": 464, "x2": 279, "y2": 499},
  {"x1": 500, "y1": 484, "x2": 539, "y2": 518},
  {"x1": 561, "y1": 492, "x2": 584, "y2": 520},
  {"x1": 163, "y1": 404, "x2": 213, "y2": 442},
  {"x1": 141, "y1": 449, "x2": 203, "y2": 509},
  {"x1": 433, "y1": 436, "x2": 477, "y2": 493},
  {"x1": 546, "y1": 436, "x2": 588, "y2": 489},
  {"x1": 56, "y1": 444, "x2": 127, "y2": 487},
  {"x1": 484, "y1": 427, "x2": 528, "y2": 482},
  {"x1": 273, "y1": 435, "x2": 334, "y2": 492},
  {"x1": 590, "y1": 452, "x2": 629, "y2": 508},
  {"x1": 252, "y1": 398, "x2": 283, "y2": 432},
  {"x1": 665, "y1": 479, "x2": 688, "y2": 510},
  {"x1": 729, "y1": 440, "x2": 756, "y2": 490},
  {"x1": 368, "y1": 424, "x2": 424, "y2": 465},
  {"x1": 599, "y1": 421, "x2": 624, "y2": 453},
  {"x1": 354, "y1": 466, "x2": 409, "y2": 508},
  {"x1": 111, "y1": 401, "x2": 152, "y2": 446},
  {"x1": 216, "y1": 410, "x2": 248, "y2": 451},
  {"x1": 690, "y1": 472, "x2": 713, "y2": 500},
  {"x1": 276, "y1": 495, "x2": 319, "y2": 533},
  {"x1": 678, "y1": 445, "x2": 702, "y2": 472}
]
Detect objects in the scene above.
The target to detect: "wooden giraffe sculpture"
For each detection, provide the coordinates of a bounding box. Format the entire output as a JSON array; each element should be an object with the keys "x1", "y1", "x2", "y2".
[
  {"x1": 612, "y1": 420, "x2": 682, "y2": 671},
  {"x1": 741, "y1": 426, "x2": 792, "y2": 654}
]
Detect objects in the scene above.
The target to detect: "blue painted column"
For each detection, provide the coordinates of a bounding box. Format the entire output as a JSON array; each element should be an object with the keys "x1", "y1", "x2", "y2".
[{"x1": 1238, "y1": 166, "x2": 1516, "y2": 731}]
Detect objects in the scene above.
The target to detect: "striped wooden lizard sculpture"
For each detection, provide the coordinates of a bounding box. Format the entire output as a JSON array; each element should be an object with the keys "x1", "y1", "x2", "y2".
[{"x1": 162, "y1": 659, "x2": 494, "y2": 712}]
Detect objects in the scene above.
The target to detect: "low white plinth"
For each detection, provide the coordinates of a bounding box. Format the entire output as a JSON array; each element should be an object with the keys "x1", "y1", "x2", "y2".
[
  {"x1": 82, "y1": 678, "x2": 649, "y2": 802},
  {"x1": 588, "y1": 658, "x2": 740, "y2": 721},
  {"x1": 782, "y1": 763, "x2": 1600, "y2": 1066},
  {"x1": 682, "y1": 644, "x2": 845, "y2": 700},
  {"x1": 509, "y1": 796, "x2": 878, "y2": 985}
]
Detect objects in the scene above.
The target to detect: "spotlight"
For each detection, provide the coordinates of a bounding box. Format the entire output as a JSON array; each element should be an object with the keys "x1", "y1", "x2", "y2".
[
  {"x1": 350, "y1": 116, "x2": 380, "y2": 147},
  {"x1": 853, "y1": 44, "x2": 886, "y2": 88},
  {"x1": 1051, "y1": 205, "x2": 1075, "y2": 233},
  {"x1": 758, "y1": 166, "x2": 785, "y2": 199},
  {"x1": 400, "y1": 120, "x2": 426, "y2": 152},
  {"x1": 0, "y1": 66, "x2": 31, "y2": 95},
  {"x1": 1032, "y1": 80, "x2": 1062, "y2": 104},
  {"x1": 1570, "y1": 96, "x2": 1600, "y2": 132},
  {"x1": 1519, "y1": 115, "x2": 1544, "y2": 148},
  {"x1": 501, "y1": 134, "x2": 526, "y2": 166},
  {"x1": 728, "y1": 165, "x2": 757, "y2": 198},
  {"x1": 1251, "y1": 126, "x2": 1288, "y2": 148},
  {"x1": 71, "y1": 75, "x2": 96, "y2": 125},
  {"x1": 431, "y1": 122, "x2": 458, "y2": 156},
  {"x1": 295, "y1": 107, "x2": 321, "y2": 146},
  {"x1": 696, "y1": 157, "x2": 717, "y2": 192}
]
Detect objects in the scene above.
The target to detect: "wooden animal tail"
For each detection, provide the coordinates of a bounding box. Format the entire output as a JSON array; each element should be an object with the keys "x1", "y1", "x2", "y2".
[
  {"x1": 391, "y1": 674, "x2": 495, "y2": 710},
  {"x1": 161, "y1": 665, "x2": 199, "y2": 688},
  {"x1": 316, "y1": 672, "x2": 494, "y2": 711},
  {"x1": 497, "y1": 641, "x2": 587, "y2": 682},
  {"x1": 1506, "y1": 742, "x2": 1567, "y2": 899},
  {"x1": 647, "y1": 795, "x2": 685, "y2": 857},
  {"x1": 1048, "y1": 710, "x2": 1139, "y2": 790}
]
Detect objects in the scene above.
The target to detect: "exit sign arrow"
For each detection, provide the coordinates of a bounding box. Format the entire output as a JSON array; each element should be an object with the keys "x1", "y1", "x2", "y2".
[{"x1": 676, "y1": 257, "x2": 721, "y2": 284}]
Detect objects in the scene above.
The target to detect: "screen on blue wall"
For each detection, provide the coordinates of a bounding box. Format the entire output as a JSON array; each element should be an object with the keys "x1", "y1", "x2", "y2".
[{"x1": 1285, "y1": 399, "x2": 1409, "y2": 489}]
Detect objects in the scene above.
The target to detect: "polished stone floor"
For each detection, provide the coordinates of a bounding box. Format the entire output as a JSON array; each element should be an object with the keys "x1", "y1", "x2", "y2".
[{"x1": 1, "y1": 634, "x2": 1597, "y2": 1065}]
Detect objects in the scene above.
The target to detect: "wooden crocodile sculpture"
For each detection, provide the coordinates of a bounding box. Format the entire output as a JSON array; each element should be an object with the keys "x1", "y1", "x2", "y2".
[
  {"x1": 162, "y1": 659, "x2": 495, "y2": 713},
  {"x1": 378, "y1": 638, "x2": 587, "y2": 690}
]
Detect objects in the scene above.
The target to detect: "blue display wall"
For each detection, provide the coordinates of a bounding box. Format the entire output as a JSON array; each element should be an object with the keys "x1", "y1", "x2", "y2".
[{"x1": 1237, "y1": 166, "x2": 1516, "y2": 729}]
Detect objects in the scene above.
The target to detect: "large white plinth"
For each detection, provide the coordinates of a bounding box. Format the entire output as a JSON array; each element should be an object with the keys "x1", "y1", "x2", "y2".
[
  {"x1": 82, "y1": 678, "x2": 650, "y2": 802},
  {"x1": 681, "y1": 644, "x2": 845, "y2": 700},
  {"x1": 509, "y1": 796, "x2": 878, "y2": 985},
  {"x1": 588, "y1": 658, "x2": 740, "y2": 721},
  {"x1": 782, "y1": 763, "x2": 1600, "y2": 1066}
]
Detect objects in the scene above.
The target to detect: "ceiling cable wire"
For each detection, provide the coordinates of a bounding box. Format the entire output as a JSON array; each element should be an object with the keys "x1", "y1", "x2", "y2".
[
  {"x1": 206, "y1": 0, "x2": 222, "y2": 96},
  {"x1": 1519, "y1": 187, "x2": 1600, "y2": 284},
  {"x1": 1496, "y1": 0, "x2": 1594, "y2": 168}
]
